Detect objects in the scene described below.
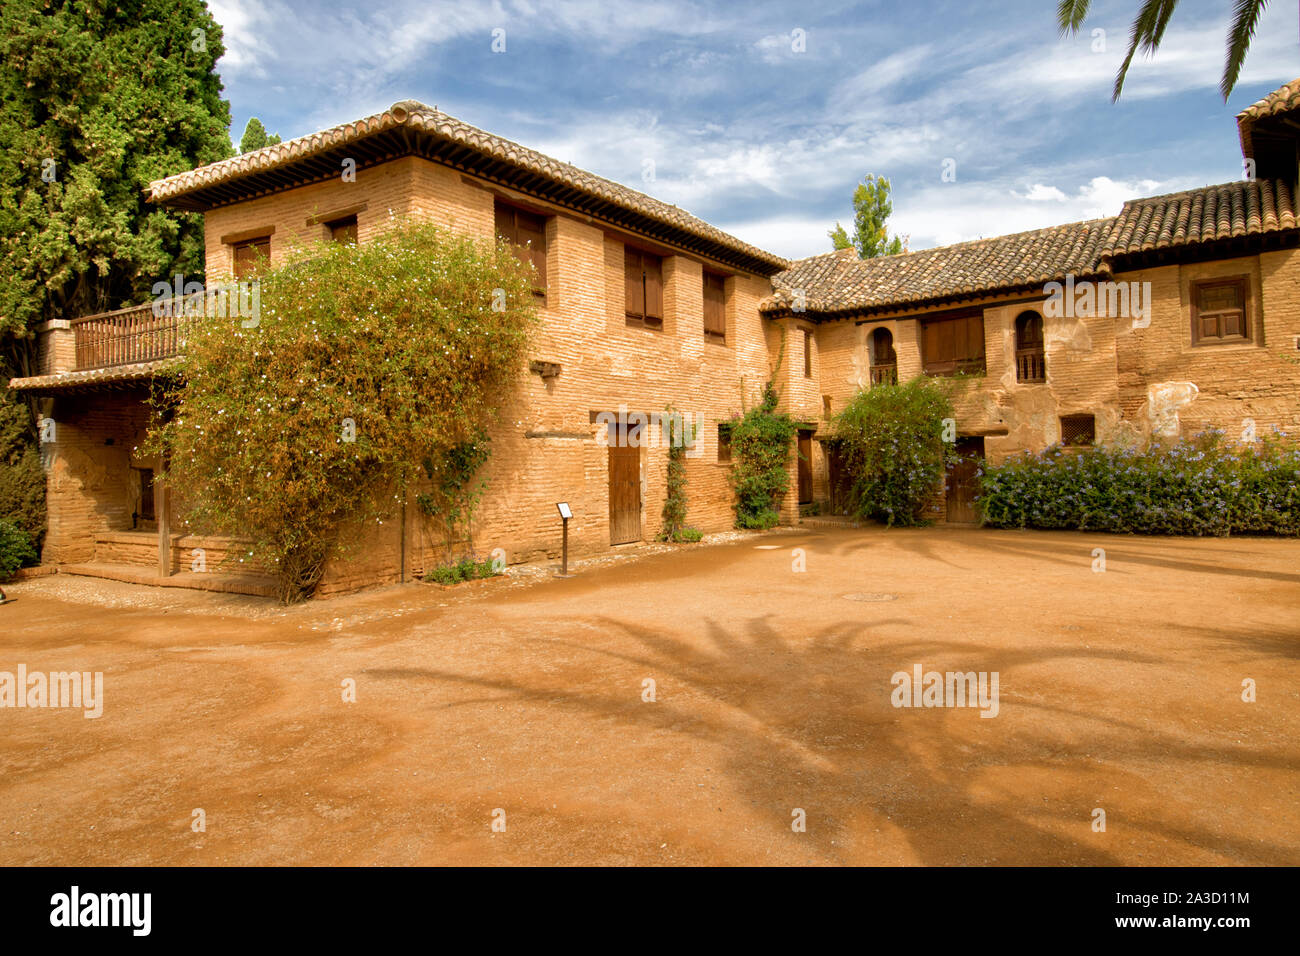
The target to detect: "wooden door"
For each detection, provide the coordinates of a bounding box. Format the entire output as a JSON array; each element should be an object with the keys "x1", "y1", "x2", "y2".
[
  {"x1": 797, "y1": 431, "x2": 813, "y2": 505},
  {"x1": 608, "y1": 430, "x2": 641, "y2": 544},
  {"x1": 945, "y1": 437, "x2": 984, "y2": 524}
]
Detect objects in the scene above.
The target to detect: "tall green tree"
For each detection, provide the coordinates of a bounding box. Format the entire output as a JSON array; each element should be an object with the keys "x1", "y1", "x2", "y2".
[
  {"x1": 0, "y1": 0, "x2": 233, "y2": 376},
  {"x1": 1057, "y1": 0, "x2": 1276, "y2": 101},
  {"x1": 829, "y1": 175, "x2": 905, "y2": 258},
  {"x1": 239, "y1": 117, "x2": 282, "y2": 153},
  {"x1": 0, "y1": 0, "x2": 233, "y2": 560}
]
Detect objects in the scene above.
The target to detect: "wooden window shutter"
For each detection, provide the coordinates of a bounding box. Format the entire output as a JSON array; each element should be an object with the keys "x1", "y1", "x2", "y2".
[
  {"x1": 1192, "y1": 278, "x2": 1248, "y2": 344},
  {"x1": 643, "y1": 253, "x2": 663, "y2": 325},
  {"x1": 804, "y1": 329, "x2": 813, "y2": 377},
  {"x1": 625, "y1": 248, "x2": 644, "y2": 319},
  {"x1": 495, "y1": 202, "x2": 515, "y2": 245},
  {"x1": 516, "y1": 210, "x2": 546, "y2": 281},
  {"x1": 703, "y1": 272, "x2": 726, "y2": 340},
  {"x1": 327, "y1": 216, "x2": 357, "y2": 243},
  {"x1": 233, "y1": 237, "x2": 269, "y2": 279}
]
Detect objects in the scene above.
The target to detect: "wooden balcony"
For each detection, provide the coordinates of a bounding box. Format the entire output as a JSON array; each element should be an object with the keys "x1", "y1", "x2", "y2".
[
  {"x1": 869, "y1": 364, "x2": 898, "y2": 386},
  {"x1": 1015, "y1": 348, "x2": 1046, "y2": 383},
  {"x1": 71, "y1": 300, "x2": 196, "y2": 371}
]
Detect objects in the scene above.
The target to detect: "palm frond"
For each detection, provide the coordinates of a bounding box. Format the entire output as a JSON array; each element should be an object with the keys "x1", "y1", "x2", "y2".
[
  {"x1": 1221, "y1": 0, "x2": 1270, "y2": 100},
  {"x1": 1113, "y1": 0, "x2": 1180, "y2": 102},
  {"x1": 1057, "y1": 0, "x2": 1092, "y2": 35}
]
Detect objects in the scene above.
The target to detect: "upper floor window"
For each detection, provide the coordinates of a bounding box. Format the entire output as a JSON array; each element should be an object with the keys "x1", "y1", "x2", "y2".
[
  {"x1": 921, "y1": 309, "x2": 985, "y2": 376},
  {"x1": 625, "y1": 247, "x2": 663, "y2": 330},
  {"x1": 869, "y1": 327, "x2": 897, "y2": 386},
  {"x1": 233, "y1": 236, "x2": 270, "y2": 279},
  {"x1": 803, "y1": 329, "x2": 814, "y2": 377},
  {"x1": 1014, "y1": 310, "x2": 1046, "y2": 383},
  {"x1": 703, "y1": 271, "x2": 726, "y2": 343},
  {"x1": 495, "y1": 200, "x2": 547, "y2": 295},
  {"x1": 326, "y1": 215, "x2": 357, "y2": 244},
  {"x1": 1191, "y1": 277, "x2": 1249, "y2": 345}
]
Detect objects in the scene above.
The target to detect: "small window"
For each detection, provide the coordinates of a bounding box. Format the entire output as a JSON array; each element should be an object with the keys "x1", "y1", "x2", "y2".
[
  {"x1": 1060, "y1": 414, "x2": 1095, "y2": 447},
  {"x1": 625, "y1": 247, "x2": 663, "y2": 330},
  {"x1": 869, "y1": 327, "x2": 897, "y2": 386},
  {"x1": 233, "y1": 236, "x2": 270, "y2": 279},
  {"x1": 717, "y1": 424, "x2": 732, "y2": 462},
  {"x1": 326, "y1": 215, "x2": 357, "y2": 244},
  {"x1": 703, "y1": 272, "x2": 726, "y2": 343},
  {"x1": 495, "y1": 200, "x2": 548, "y2": 295},
  {"x1": 1015, "y1": 310, "x2": 1046, "y2": 383},
  {"x1": 1191, "y1": 277, "x2": 1249, "y2": 345},
  {"x1": 822, "y1": 395, "x2": 832, "y2": 417},
  {"x1": 803, "y1": 329, "x2": 813, "y2": 378}
]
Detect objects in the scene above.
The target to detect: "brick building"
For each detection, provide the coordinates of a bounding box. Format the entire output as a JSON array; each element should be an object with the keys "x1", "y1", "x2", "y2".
[{"x1": 11, "y1": 80, "x2": 1300, "y2": 594}]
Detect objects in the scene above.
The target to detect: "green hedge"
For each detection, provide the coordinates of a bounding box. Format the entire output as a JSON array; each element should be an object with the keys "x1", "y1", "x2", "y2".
[
  {"x1": 0, "y1": 518, "x2": 37, "y2": 581},
  {"x1": 979, "y1": 432, "x2": 1300, "y2": 536}
]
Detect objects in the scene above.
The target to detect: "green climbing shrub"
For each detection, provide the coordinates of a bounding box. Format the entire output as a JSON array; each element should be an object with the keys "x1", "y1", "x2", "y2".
[
  {"x1": 0, "y1": 518, "x2": 37, "y2": 581},
  {"x1": 148, "y1": 220, "x2": 537, "y2": 603},
  {"x1": 729, "y1": 380, "x2": 797, "y2": 529},
  {"x1": 658, "y1": 407, "x2": 701, "y2": 542}
]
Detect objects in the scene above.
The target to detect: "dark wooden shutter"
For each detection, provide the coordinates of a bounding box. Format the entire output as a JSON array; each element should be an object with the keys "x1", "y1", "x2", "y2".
[
  {"x1": 234, "y1": 237, "x2": 270, "y2": 278},
  {"x1": 643, "y1": 253, "x2": 663, "y2": 327},
  {"x1": 804, "y1": 329, "x2": 813, "y2": 377},
  {"x1": 703, "y1": 272, "x2": 726, "y2": 341},
  {"x1": 327, "y1": 216, "x2": 357, "y2": 243},
  {"x1": 495, "y1": 202, "x2": 516, "y2": 244},
  {"x1": 1194, "y1": 279, "x2": 1246, "y2": 342},
  {"x1": 922, "y1": 310, "x2": 984, "y2": 375},
  {"x1": 625, "y1": 248, "x2": 644, "y2": 320},
  {"x1": 516, "y1": 209, "x2": 546, "y2": 289}
]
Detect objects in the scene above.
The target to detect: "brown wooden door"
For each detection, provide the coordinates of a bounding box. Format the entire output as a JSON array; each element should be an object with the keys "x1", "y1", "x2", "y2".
[
  {"x1": 945, "y1": 436, "x2": 984, "y2": 524},
  {"x1": 797, "y1": 431, "x2": 813, "y2": 505},
  {"x1": 608, "y1": 431, "x2": 641, "y2": 544}
]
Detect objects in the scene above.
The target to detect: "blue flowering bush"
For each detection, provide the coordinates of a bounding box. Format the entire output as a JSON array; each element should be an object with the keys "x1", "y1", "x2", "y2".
[
  {"x1": 979, "y1": 430, "x2": 1300, "y2": 536},
  {"x1": 834, "y1": 377, "x2": 956, "y2": 526}
]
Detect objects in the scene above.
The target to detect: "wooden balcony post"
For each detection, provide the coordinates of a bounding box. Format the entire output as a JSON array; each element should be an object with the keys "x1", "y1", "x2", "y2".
[{"x1": 156, "y1": 479, "x2": 171, "y2": 577}]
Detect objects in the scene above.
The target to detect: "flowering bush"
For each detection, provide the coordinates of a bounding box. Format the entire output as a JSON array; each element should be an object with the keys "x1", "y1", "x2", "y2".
[
  {"x1": 834, "y1": 377, "x2": 956, "y2": 526},
  {"x1": 149, "y1": 220, "x2": 537, "y2": 602},
  {"x1": 979, "y1": 431, "x2": 1300, "y2": 536}
]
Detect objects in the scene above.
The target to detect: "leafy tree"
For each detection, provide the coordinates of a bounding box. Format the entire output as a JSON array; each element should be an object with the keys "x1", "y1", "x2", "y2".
[
  {"x1": 239, "y1": 117, "x2": 282, "y2": 153},
  {"x1": 828, "y1": 175, "x2": 905, "y2": 258},
  {"x1": 0, "y1": 0, "x2": 233, "y2": 360},
  {"x1": 148, "y1": 221, "x2": 538, "y2": 603},
  {"x1": 1057, "y1": 0, "x2": 1275, "y2": 101},
  {"x1": 0, "y1": 0, "x2": 232, "y2": 560},
  {"x1": 0, "y1": 386, "x2": 45, "y2": 549}
]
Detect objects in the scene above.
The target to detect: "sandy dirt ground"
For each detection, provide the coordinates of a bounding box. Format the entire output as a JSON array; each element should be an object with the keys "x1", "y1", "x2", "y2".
[{"x1": 1, "y1": 525, "x2": 1297, "y2": 866}]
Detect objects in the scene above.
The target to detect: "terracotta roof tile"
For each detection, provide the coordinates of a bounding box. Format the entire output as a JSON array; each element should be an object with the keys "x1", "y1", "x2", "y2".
[
  {"x1": 763, "y1": 218, "x2": 1115, "y2": 316},
  {"x1": 148, "y1": 101, "x2": 788, "y2": 272},
  {"x1": 7, "y1": 358, "x2": 180, "y2": 392},
  {"x1": 1237, "y1": 77, "x2": 1300, "y2": 158},
  {"x1": 1100, "y1": 178, "x2": 1297, "y2": 257}
]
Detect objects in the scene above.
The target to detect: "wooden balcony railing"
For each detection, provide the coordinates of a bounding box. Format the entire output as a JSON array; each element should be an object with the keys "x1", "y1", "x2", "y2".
[
  {"x1": 67, "y1": 285, "x2": 250, "y2": 371},
  {"x1": 869, "y1": 364, "x2": 898, "y2": 386},
  {"x1": 1015, "y1": 348, "x2": 1046, "y2": 383}
]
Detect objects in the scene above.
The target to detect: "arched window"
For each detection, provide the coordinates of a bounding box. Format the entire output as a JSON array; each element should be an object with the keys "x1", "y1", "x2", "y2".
[
  {"x1": 1015, "y1": 311, "x2": 1045, "y2": 383},
  {"x1": 869, "y1": 327, "x2": 897, "y2": 386}
]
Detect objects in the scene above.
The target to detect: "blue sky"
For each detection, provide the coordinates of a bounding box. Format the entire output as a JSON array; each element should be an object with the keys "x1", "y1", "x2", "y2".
[{"x1": 207, "y1": 0, "x2": 1300, "y2": 260}]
